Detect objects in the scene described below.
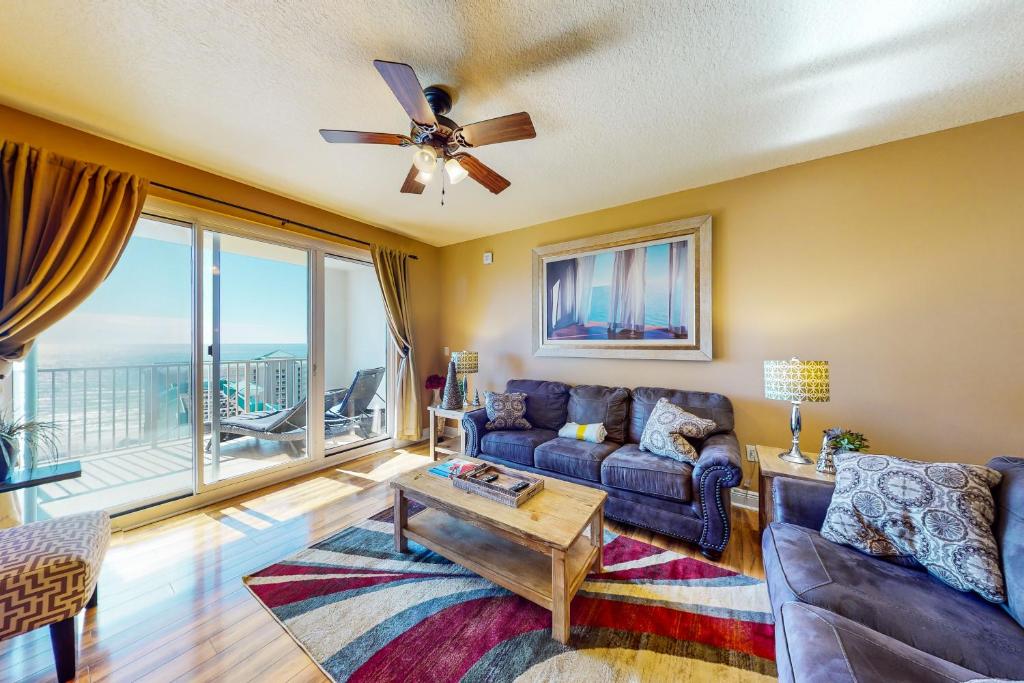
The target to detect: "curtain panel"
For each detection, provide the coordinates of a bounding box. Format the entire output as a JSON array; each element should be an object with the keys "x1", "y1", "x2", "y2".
[
  {"x1": 371, "y1": 245, "x2": 421, "y2": 441},
  {"x1": 609, "y1": 247, "x2": 646, "y2": 335},
  {"x1": 0, "y1": 141, "x2": 148, "y2": 361}
]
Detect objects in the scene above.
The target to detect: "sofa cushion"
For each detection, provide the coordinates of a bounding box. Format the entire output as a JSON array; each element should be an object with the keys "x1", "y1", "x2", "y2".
[
  {"x1": 990, "y1": 456, "x2": 1024, "y2": 627},
  {"x1": 506, "y1": 379, "x2": 570, "y2": 431},
  {"x1": 628, "y1": 387, "x2": 734, "y2": 443},
  {"x1": 777, "y1": 602, "x2": 984, "y2": 683},
  {"x1": 479, "y1": 428, "x2": 557, "y2": 467},
  {"x1": 601, "y1": 443, "x2": 692, "y2": 502},
  {"x1": 567, "y1": 385, "x2": 630, "y2": 443},
  {"x1": 483, "y1": 391, "x2": 531, "y2": 431},
  {"x1": 638, "y1": 397, "x2": 716, "y2": 464},
  {"x1": 763, "y1": 521, "x2": 1024, "y2": 680},
  {"x1": 535, "y1": 437, "x2": 619, "y2": 482},
  {"x1": 821, "y1": 452, "x2": 1005, "y2": 603}
]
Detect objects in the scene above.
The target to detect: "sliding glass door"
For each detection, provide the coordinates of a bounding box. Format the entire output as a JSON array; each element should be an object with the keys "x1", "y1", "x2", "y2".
[
  {"x1": 13, "y1": 215, "x2": 195, "y2": 519},
  {"x1": 9, "y1": 206, "x2": 394, "y2": 522},
  {"x1": 323, "y1": 255, "x2": 389, "y2": 452},
  {"x1": 201, "y1": 231, "x2": 310, "y2": 484}
]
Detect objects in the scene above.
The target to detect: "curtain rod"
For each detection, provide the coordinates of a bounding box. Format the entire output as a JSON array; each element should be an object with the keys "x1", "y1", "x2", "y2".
[{"x1": 150, "y1": 181, "x2": 419, "y2": 260}]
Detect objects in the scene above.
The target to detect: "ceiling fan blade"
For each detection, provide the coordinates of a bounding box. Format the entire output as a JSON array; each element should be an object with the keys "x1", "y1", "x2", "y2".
[
  {"x1": 455, "y1": 153, "x2": 511, "y2": 194},
  {"x1": 456, "y1": 112, "x2": 536, "y2": 148},
  {"x1": 373, "y1": 60, "x2": 438, "y2": 128},
  {"x1": 319, "y1": 130, "x2": 412, "y2": 145},
  {"x1": 400, "y1": 164, "x2": 426, "y2": 194}
]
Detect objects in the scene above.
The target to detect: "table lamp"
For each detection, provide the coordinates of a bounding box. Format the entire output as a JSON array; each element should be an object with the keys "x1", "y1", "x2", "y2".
[
  {"x1": 453, "y1": 351, "x2": 480, "y2": 407},
  {"x1": 764, "y1": 358, "x2": 830, "y2": 464}
]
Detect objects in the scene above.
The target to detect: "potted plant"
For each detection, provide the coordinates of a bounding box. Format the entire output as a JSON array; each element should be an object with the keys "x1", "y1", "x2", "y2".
[
  {"x1": 817, "y1": 427, "x2": 869, "y2": 475},
  {"x1": 0, "y1": 413, "x2": 61, "y2": 481}
]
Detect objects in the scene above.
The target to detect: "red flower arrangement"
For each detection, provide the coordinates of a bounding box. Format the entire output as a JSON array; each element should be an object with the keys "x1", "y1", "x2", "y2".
[{"x1": 425, "y1": 374, "x2": 445, "y2": 391}]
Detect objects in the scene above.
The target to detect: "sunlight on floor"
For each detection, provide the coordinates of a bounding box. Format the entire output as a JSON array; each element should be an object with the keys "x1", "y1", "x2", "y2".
[{"x1": 336, "y1": 448, "x2": 430, "y2": 482}]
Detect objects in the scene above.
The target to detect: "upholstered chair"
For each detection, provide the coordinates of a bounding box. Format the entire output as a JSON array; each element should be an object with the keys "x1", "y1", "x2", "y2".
[{"x1": 0, "y1": 511, "x2": 111, "y2": 682}]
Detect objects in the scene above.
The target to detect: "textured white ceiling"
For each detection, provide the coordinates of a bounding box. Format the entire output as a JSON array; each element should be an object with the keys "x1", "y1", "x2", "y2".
[{"x1": 1, "y1": 1, "x2": 1023, "y2": 246}]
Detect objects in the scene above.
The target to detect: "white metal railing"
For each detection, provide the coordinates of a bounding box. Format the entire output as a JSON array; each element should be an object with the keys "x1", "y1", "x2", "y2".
[{"x1": 33, "y1": 358, "x2": 308, "y2": 458}]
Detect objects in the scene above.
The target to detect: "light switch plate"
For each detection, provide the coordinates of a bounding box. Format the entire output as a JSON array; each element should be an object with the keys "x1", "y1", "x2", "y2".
[
  {"x1": 745, "y1": 445, "x2": 758, "y2": 462},
  {"x1": 482, "y1": 251, "x2": 493, "y2": 264}
]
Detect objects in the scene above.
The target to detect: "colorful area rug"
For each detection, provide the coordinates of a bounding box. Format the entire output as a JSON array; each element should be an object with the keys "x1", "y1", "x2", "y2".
[{"x1": 244, "y1": 506, "x2": 776, "y2": 682}]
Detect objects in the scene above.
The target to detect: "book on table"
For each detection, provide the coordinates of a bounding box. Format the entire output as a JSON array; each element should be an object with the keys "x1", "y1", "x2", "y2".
[{"x1": 427, "y1": 458, "x2": 478, "y2": 478}]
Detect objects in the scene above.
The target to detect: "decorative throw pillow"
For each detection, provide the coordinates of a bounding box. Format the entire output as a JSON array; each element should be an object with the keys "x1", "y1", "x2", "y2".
[
  {"x1": 638, "y1": 398, "x2": 717, "y2": 464},
  {"x1": 821, "y1": 452, "x2": 1006, "y2": 603},
  {"x1": 484, "y1": 391, "x2": 531, "y2": 431},
  {"x1": 557, "y1": 422, "x2": 607, "y2": 443}
]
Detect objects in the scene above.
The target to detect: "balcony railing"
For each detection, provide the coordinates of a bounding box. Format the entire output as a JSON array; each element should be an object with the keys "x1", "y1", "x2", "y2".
[{"x1": 32, "y1": 358, "x2": 308, "y2": 459}]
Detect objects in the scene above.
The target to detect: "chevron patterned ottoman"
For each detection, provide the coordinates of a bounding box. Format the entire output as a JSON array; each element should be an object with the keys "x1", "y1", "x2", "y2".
[{"x1": 0, "y1": 510, "x2": 111, "y2": 682}]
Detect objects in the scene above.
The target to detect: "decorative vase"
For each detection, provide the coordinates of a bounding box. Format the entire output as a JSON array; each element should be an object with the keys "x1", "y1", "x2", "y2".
[
  {"x1": 441, "y1": 360, "x2": 463, "y2": 410},
  {"x1": 816, "y1": 435, "x2": 836, "y2": 475},
  {"x1": 431, "y1": 388, "x2": 441, "y2": 406},
  {"x1": 0, "y1": 441, "x2": 18, "y2": 482}
]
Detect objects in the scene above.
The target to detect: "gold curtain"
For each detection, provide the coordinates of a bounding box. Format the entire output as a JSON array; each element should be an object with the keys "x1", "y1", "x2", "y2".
[
  {"x1": 0, "y1": 141, "x2": 149, "y2": 360},
  {"x1": 372, "y1": 245, "x2": 421, "y2": 440}
]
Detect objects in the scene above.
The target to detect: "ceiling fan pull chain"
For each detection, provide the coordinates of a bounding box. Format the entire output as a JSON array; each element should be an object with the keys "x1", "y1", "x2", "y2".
[{"x1": 441, "y1": 162, "x2": 446, "y2": 206}]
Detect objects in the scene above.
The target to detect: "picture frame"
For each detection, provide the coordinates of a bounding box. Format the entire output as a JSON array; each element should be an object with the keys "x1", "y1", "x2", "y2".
[{"x1": 532, "y1": 215, "x2": 712, "y2": 361}]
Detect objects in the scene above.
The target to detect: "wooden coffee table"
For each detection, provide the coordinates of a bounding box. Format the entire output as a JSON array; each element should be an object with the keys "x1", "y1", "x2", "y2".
[{"x1": 390, "y1": 456, "x2": 606, "y2": 644}]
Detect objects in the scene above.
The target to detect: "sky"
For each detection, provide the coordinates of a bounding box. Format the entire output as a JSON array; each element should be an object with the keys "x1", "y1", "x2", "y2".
[{"x1": 41, "y1": 218, "x2": 309, "y2": 349}]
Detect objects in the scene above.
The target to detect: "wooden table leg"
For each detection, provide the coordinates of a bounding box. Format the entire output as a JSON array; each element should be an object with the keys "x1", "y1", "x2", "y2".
[
  {"x1": 394, "y1": 489, "x2": 408, "y2": 552},
  {"x1": 590, "y1": 507, "x2": 604, "y2": 573},
  {"x1": 551, "y1": 548, "x2": 569, "y2": 644},
  {"x1": 758, "y1": 474, "x2": 770, "y2": 533},
  {"x1": 429, "y1": 411, "x2": 438, "y2": 461}
]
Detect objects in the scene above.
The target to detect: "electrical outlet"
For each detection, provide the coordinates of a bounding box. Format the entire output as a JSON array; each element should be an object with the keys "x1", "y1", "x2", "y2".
[
  {"x1": 443, "y1": 346, "x2": 450, "y2": 356},
  {"x1": 482, "y1": 251, "x2": 493, "y2": 265},
  {"x1": 745, "y1": 445, "x2": 758, "y2": 462}
]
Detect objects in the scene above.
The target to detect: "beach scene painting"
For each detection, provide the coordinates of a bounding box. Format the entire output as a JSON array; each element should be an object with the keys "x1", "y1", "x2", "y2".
[{"x1": 533, "y1": 216, "x2": 712, "y2": 361}]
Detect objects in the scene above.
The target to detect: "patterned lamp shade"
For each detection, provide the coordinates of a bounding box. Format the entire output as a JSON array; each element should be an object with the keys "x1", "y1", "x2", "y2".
[
  {"x1": 453, "y1": 350, "x2": 479, "y2": 375},
  {"x1": 764, "y1": 359, "x2": 830, "y2": 403}
]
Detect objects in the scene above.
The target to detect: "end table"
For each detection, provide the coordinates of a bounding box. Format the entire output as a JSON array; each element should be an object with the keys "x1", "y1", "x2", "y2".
[
  {"x1": 428, "y1": 406, "x2": 468, "y2": 461},
  {"x1": 756, "y1": 444, "x2": 835, "y2": 532}
]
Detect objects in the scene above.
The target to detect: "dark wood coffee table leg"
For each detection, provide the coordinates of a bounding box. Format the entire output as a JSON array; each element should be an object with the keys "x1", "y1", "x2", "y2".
[{"x1": 394, "y1": 489, "x2": 408, "y2": 552}]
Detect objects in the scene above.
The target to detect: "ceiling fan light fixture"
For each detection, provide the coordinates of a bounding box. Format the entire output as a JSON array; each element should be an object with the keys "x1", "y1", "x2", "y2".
[
  {"x1": 415, "y1": 169, "x2": 433, "y2": 184},
  {"x1": 412, "y1": 145, "x2": 437, "y2": 173},
  {"x1": 445, "y1": 157, "x2": 468, "y2": 184}
]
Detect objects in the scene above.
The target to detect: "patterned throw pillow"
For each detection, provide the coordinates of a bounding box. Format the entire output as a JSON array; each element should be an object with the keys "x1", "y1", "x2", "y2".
[
  {"x1": 638, "y1": 398, "x2": 717, "y2": 464},
  {"x1": 484, "y1": 391, "x2": 532, "y2": 431},
  {"x1": 821, "y1": 452, "x2": 1006, "y2": 603}
]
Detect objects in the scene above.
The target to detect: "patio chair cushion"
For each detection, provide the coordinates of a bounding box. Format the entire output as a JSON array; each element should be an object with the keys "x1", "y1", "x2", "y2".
[{"x1": 0, "y1": 511, "x2": 110, "y2": 640}]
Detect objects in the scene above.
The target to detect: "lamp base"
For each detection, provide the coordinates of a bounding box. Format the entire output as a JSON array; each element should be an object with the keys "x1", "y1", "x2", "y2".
[{"x1": 779, "y1": 445, "x2": 814, "y2": 465}]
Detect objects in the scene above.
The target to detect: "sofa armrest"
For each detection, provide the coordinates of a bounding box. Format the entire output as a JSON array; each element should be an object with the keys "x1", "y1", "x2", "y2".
[
  {"x1": 693, "y1": 431, "x2": 743, "y2": 487},
  {"x1": 694, "y1": 431, "x2": 743, "y2": 553},
  {"x1": 773, "y1": 478, "x2": 834, "y2": 531},
  {"x1": 461, "y1": 409, "x2": 489, "y2": 456}
]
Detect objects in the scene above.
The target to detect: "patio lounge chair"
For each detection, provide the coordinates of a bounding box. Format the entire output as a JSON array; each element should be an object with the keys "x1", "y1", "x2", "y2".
[
  {"x1": 207, "y1": 398, "x2": 307, "y2": 451},
  {"x1": 325, "y1": 367, "x2": 385, "y2": 438}
]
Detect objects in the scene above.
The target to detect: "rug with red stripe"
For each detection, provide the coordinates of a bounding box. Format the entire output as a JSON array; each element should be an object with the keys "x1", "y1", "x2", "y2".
[{"x1": 244, "y1": 505, "x2": 776, "y2": 682}]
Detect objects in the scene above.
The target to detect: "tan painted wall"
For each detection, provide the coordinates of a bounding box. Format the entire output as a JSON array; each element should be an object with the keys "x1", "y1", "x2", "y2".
[
  {"x1": 440, "y1": 113, "x2": 1024, "y2": 488},
  {"x1": 0, "y1": 104, "x2": 443, "y2": 425}
]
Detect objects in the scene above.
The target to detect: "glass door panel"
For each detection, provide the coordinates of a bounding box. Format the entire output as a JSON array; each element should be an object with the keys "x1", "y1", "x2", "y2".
[
  {"x1": 12, "y1": 215, "x2": 195, "y2": 519},
  {"x1": 202, "y1": 231, "x2": 309, "y2": 483},
  {"x1": 323, "y1": 255, "x2": 388, "y2": 451}
]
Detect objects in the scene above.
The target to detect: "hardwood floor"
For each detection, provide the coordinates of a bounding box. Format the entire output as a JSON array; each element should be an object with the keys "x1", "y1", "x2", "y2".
[{"x1": 0, "y1": 444, "x2": 764, "y2": 682}]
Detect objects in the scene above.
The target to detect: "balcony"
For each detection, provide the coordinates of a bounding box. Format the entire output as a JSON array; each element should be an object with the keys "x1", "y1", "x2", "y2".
[{"x1": 18, "y1": 357, "x2": 384, "y2": 520}]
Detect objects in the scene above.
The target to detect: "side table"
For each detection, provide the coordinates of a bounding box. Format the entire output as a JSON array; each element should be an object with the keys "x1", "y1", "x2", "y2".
[
  {"x1": 428, "y1": 406, "x2": 469, "y2": 461},
  {"x1": 756, "y1": 444, "x2": 835, "y2": 532}
]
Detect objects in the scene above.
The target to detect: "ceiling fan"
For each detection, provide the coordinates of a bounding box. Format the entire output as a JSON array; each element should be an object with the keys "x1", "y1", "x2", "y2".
[{"x1": 319, "y1": 60, "x2": 535, "y2": 196}]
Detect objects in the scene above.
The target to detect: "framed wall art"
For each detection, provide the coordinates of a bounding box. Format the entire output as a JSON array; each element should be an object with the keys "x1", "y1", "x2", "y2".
[{"x1": 532, "y1": 215, "x2": 712, "y2": 360}]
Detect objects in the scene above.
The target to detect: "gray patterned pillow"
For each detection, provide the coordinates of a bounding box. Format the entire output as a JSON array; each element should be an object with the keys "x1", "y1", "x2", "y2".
[
  {"x1": 821, "y1": 452, "x2": 1005, "y2": 603},
  {"x1": 638, "y1": 398, "x2": 717, "y2": 464},
  {"x1": 484, "y1": 391, "x2": 531, "y2": 431}
]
